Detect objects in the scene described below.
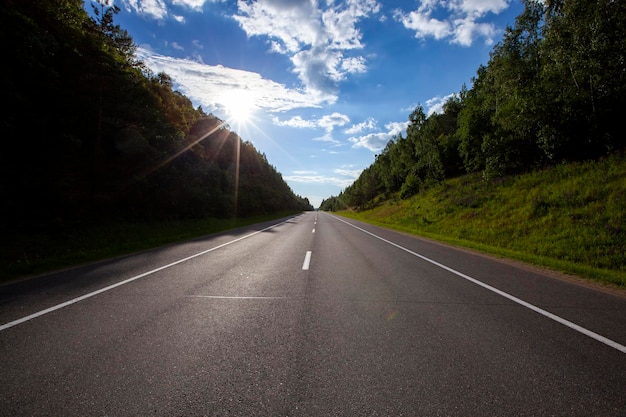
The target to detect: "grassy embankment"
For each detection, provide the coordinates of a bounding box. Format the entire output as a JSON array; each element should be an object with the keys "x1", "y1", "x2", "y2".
[
  {"x1": 0, "y1": 211, "x2": 300, "y2": 283},
  {"x1": 339, "y1": 153, "x2": 626, "y2": 288}
]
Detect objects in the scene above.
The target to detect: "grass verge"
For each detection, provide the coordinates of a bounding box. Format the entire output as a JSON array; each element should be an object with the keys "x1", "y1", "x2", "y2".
[
  {"x1": 337, "y1": 154, "x2": 626, "y2": 288},
  {"x1": 0, "y1": 211, "x2": 300, "y2": 283}
]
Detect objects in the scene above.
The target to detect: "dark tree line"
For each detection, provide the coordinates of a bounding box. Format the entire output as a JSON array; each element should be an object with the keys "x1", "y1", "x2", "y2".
[
  {"x1": 1, "y1": 0, "x2": 312, "y2": 231},
  {"x1": 321, "y1": 0, "x2": 625, "y2": 211}
]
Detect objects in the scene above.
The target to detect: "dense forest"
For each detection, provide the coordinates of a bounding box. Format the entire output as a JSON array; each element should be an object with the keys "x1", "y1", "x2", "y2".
[
  {"x1": 321, "y1": 0, "x2": 625, "y2": 212},
  {"x1": 1, "y1": 0, "x2": 312, "y2": 232}
]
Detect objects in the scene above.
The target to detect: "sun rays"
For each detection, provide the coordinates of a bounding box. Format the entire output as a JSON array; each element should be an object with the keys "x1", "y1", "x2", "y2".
[{"x1": 219, "y1": 89, "x2": 258, "y2": 130}]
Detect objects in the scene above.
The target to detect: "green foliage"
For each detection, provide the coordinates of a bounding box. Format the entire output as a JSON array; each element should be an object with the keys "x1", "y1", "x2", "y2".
[
  {"x1": 326, "y1": 0, "x2": 625, "y2": 213},
  {"x1": 1, "y1": 0, "x2": 312, "y2": 233},
  {"x1": 539, "y1": 0, "x2": 626, "y2": 159},
  {"x1": 328, "y1": 97, "x2": 465, "y2": 209},
  {"x1": 400, "y1": 174, "x2": 421, "y2": 199},
  {"x1": 319, "y1": 196, "x2": 347, "y2": 212},
  {"x1": 339, "y1": 154, "x2": 626, "y2": 287}
]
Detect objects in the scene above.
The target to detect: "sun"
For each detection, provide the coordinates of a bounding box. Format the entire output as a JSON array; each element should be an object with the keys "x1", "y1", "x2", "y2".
[{"x1": 220, "y1": 89, "x2": 258, "y2": 126}]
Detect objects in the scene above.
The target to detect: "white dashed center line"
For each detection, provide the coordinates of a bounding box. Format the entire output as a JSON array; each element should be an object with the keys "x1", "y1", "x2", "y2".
[{"x1": 302, "y1": 251, "x2": 312, "y2": 270}]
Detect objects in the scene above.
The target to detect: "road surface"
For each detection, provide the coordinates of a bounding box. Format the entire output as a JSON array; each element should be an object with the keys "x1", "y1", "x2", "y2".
[{"x1": 1, "y1": 211, "x2": 625, "y2": 416}]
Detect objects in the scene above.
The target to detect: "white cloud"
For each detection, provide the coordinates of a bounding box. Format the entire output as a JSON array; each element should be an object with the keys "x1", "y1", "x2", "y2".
[
  {"x1": 272, "y1": 112, "x2": 350, "y2": 133},
  {"x1": 456, "y1": 0, "x2": 509, "y2": 16},
  {"x1": 341, "y1": 56, "x2": 367, "y2": 73},
  {"x1": 349, "y1": 121, "x2": 408, "y2": 152},
  {"x1": 170, "y1": 41, "x2": 184, "y2": 51},
  {"x1": 394, "y1": 10, "x2": 451, "y2": 41},
  {"x1": 290, "y1": 48, "x2": 344, "y2": 102},
  {"x1": 284, "y1": 164, "x2": 363, "y2": 189},
  {"x1": 283, "y1": 174, "x2": 355, "y2": 188},
  {"x1": 272, "y1": 112, "x2": 350, "y2": 145},
  {"x1": 401, "y1": 102, "x2": 419, "y2": 113},
  {"x1": 322, "y1": 0, "x2": 381, "y2": 49},
  {"x1": 234, "y1": 0, "x2": 321, "y2": 53},
  {"x1": 122, "y1": 0, "x2": 381, "y2": 109},
  {"x1": 349, "y1": 132, "x2": 391, "y2": 152},
  {"x1": 233, "y1": 0, "x2": 380, "y2": 101},
  {"x1": 394, "y1": 0, "x2": 510, "y2": 46},
  {"x1": 345, "y1": 117, "x2": 377, "y2": 134},
  {"x1": 318, "y1": 112, "x2": 350, "y2": 132},
  {"x1": 313, "y1": 133, "x2": 342, "y2": 145},
  {"x1": 452, "y1": 17, "x2": 497, "y2": 46},
  {"x1": 425, "y1": 93, "x2": 457, "y2": 115},
  {"x1": 123, "y1": 0, "x2": 168, "y2": 20},
  {"x1": 385, "y1": 121, "x2": 411, "y2": 136},
  {"x1": 272, "y1": 115, "x2": 317, "y2": 128},
  {"x1": 334, "y1": 168, "x2": 362, "y2": 179},
  {"x1": 120, "y1": 0, "x2": 223, "y2": 19},
  {"x1": 135, "y1": 47, "x2": 324, "y2": 113},
  {"x1": 172, "y1": 0, "x2": 214, "y2": 11}
]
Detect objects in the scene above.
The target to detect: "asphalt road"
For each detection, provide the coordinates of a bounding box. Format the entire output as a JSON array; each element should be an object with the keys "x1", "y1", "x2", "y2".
[{"x1": 1, "y1": 211, "x2": 625, "y2": 416}]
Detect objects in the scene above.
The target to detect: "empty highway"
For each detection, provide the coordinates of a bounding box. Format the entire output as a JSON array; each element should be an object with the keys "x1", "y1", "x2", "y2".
[{"x1": 1, "y1": 211, "x2": 625, "y2": 416}]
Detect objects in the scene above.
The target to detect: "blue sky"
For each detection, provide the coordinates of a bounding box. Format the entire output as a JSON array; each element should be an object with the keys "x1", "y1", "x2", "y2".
[{"x1": 90, "y1": 0, "x2": 524, "y2": 208}]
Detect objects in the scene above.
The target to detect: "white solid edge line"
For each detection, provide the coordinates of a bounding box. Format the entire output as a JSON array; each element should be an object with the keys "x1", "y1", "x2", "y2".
[
  {"x1": 332, "y1": 214, "x2": 626, "y2": 354},
  {"x1": 0, "y1": 219, "x2": 293, "y2": 332},
  {"x1": 302, "y1": 251, "x2": 312, "y2": 270}
]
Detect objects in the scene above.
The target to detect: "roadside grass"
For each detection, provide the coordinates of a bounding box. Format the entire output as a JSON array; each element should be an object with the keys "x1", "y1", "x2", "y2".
[
  {"x1": 339, "y1": 153, "x2": 626, "y2": 288},
  {"x1": 0, "y1": 211, "x2": 300, "y2": 283}
]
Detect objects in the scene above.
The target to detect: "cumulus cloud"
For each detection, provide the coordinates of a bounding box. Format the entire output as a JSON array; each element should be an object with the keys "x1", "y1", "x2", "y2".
[
  {"x1": 341, "y1": 56, "x2": 367, "y2": 74},
  {"x1": 122, "y1": 0, "x2": 168, "y2": 19},
  {"x1": 284, "y1": 165, "x2": 362, "y2": 188},
  {"x1": 233, "y1": 0, "x2": 380, "y2": 101},
  {"x1": 120, "y1": 0, "x2": 223, "y2": 19},
  {"x1": 273, "y1": 112, "x2": 350, "y2": 133},
  {"x1": 272, "y1": 115, "x2": 317, "y2": 129},
  {"x1": 283, "y1": 173, "x2": 356, "y2": 188},
  {"x1": 349, "y1": 121, "x2": 408, "y2": 152},
  {"x1": 394, "y1": 10, "x2": 451, "y2": 41},
  {"x1": 234, "y1": 0, "x2": 321, "y2": 53},
  {"x1": 318, "y1": 113, "x2": 350, "y2": 132},
  {"x1": 425, "y1": 93, "x2": 457, "y2": 115},
  {"x1": 273, "y1": 112, "x2": 350, "y2": 145},
  {"x1": 135, "y1": 47, "x2": 324, "y2": 113},
  {"x1": 345, "y1": 117, "x2": 377, "y2": 134},
  {"x1": 457, "y1": 0, "x2": 509, "y2": 16},
  {"x1": 172, "y1": 0, "x2": 213, "y2": 11},
  {"x1": 453, "y1": 17, "x2": 497, "y2": 46},
  {"x1": 394, "y1": 0, "x2": 509, "y2": 46}
]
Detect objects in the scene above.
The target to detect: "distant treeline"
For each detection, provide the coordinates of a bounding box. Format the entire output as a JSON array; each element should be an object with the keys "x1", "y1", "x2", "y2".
[
  {"x1": 321, "y1": 0, "x2": 625, "y2": 212},
  {"x1": 1, "y1": 0, "x2": 312, "y2": 231}
]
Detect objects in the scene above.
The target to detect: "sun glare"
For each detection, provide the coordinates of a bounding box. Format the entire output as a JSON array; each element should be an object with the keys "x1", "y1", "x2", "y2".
[{"x1": 220, "y1": 90, "x2": 257, "y2": 126}]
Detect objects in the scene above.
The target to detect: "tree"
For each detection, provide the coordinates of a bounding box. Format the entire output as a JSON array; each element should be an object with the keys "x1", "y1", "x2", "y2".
[
  {"x1": 457, "y1": 65, "x2": 493, "y2": 174},
  {"x1": 0, "y1": 0, "x2": 312, "y2": 229},
  {"x1": 91, "y1": 0, "x2": 136, "y2": 62},
  {"x1": 540, "y1": 0, "x2": 626, "y2": 159}
]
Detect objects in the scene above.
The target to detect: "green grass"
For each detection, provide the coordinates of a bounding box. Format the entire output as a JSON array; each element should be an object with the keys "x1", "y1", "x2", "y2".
[
  {"x1": 0, "y1": 211, "x2": 300, "y2": 283},
  {"x1": 338, "y1": 154, "x2": 626, "y2": 288}
]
